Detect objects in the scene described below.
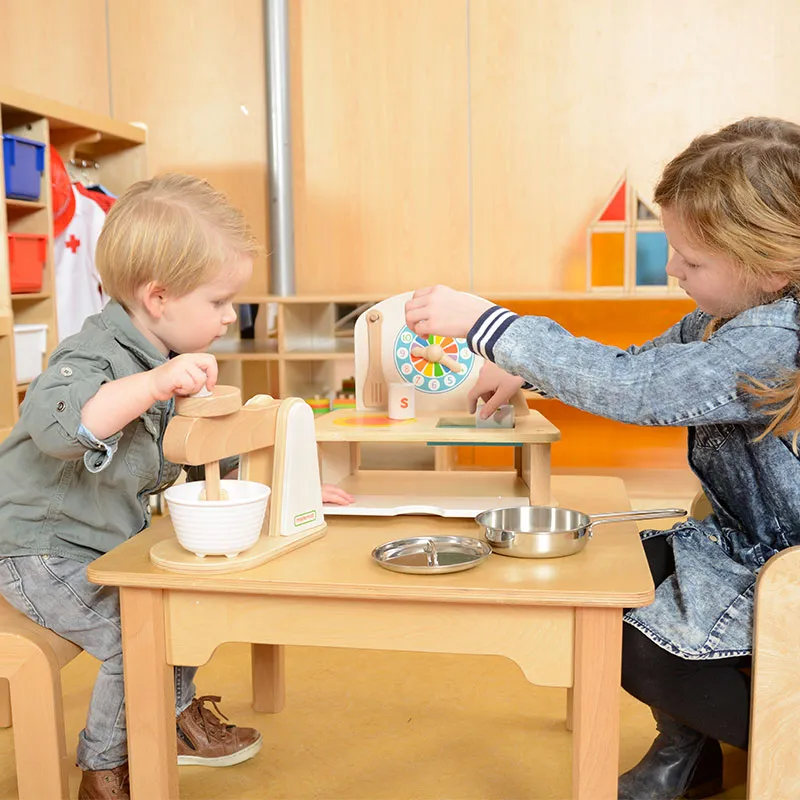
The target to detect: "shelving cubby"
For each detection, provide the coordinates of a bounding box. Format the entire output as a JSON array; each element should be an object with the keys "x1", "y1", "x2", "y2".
[{"x1": 0, "y1": 86, "x2": 147, "y2": 443}]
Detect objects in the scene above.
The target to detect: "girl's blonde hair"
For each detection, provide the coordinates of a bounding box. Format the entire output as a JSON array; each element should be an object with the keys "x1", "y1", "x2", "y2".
[
  {"x1": 654, "y1": 117, "x2": 800, "y2": 443},
  {"x1": 96, "y1": 173, "x2": 259, "y2": 306}
]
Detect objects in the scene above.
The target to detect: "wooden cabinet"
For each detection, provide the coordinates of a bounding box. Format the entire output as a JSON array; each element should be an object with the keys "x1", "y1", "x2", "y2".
[{"x1": 0, "y1": 86, "x2": 146, "y2": 442}]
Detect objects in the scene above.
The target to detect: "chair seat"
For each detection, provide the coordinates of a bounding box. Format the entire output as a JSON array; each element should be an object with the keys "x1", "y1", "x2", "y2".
[
  {"x1": 0, "y1": 592, "x2": 82, "y2": 798},
  {"x1": 0, "y1": 594, "x2": 81, "y2": 668}
]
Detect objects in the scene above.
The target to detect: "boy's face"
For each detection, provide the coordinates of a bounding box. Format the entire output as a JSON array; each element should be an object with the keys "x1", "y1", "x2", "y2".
[{"x1": 154, "y1": 256, "x2": 253, "y2": 354}]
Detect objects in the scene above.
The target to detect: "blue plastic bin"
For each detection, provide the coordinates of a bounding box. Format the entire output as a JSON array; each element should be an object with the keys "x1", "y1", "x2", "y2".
[{"x1": 2, "y1": 134, "x2": 46, "y2": 201}]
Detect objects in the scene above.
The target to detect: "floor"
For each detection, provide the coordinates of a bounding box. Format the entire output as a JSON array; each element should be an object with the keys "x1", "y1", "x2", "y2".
[
  {"x1": 0, "y1": 643, "x2": 749, "y2": 800},
  {"x1": 0, "y1": 469, "x2": 749, "y2": 799}
]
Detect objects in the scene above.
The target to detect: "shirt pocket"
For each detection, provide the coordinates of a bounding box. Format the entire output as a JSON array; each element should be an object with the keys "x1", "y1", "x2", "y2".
[
  {"x1": 694, "y1": 422, "x2": 736, "y2": 451},
  {"x1": 123, "y1": 410, "x2": 162, "y2": 480}
]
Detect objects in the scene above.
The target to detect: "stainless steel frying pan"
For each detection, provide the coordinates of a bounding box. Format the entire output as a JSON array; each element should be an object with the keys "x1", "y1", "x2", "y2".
[{"x1": 475, "y1": 505, "x2": 687, "y2": 558}]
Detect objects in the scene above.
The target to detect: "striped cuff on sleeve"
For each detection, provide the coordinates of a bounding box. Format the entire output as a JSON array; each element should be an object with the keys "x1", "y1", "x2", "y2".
[{"x1": 466, "y1": 305, "x2": 520, "y2": 361}]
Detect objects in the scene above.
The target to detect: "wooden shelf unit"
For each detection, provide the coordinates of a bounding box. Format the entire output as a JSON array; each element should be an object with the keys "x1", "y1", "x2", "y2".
[
  {"x1": 210, "y1": 296, "x2": 384, "y2": 401},
  {"x1": 0, "y1": 85, "x2": 146, "y2": 442}
]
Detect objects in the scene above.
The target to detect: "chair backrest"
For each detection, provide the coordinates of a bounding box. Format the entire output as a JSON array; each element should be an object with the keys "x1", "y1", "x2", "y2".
[
  {"x1": 692, "y1": 487, "x2": 800, "y2": 794},
  {"x1": 748, "y1": 544, "x2": 800, "y2": 797},
  {"x1": 689, "y1": 489, "x2": 712, "y2": 520}
]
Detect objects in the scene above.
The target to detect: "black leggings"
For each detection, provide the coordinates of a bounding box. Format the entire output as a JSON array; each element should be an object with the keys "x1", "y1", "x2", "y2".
[{"x1": 621, "y1": 536, "x2": 751, "y2": 750}]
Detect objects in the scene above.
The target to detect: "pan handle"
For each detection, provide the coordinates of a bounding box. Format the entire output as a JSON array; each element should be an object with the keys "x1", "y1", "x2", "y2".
[{"x1": 586, "y1": 508, "x2": 687, "y2": 536}]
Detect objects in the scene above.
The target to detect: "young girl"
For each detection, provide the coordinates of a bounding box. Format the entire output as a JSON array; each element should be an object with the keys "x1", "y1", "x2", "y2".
[
  {"x1": 0, "y1": 173, "x2": 350, "y2": 799},
  {"x1": 405, "y1": 117, "x2": 800, "y2": 800}
]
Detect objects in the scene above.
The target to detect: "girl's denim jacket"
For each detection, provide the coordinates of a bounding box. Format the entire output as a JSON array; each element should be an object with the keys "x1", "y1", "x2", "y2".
[
  {"x1": 468, "y1": 297, "x2": 800, "y2": 659},
  {"x1": 0, "y1": 301, "x2": 235, "y2": 564}
]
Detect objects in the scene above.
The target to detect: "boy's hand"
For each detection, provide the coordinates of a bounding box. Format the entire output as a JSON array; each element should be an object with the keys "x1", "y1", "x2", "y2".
[
  {"x1": 467, "y1": 362, "x2": 525, "y2": 418},
  {"x1": 404, "y1": 285, "x2": 493, "y2": 339},
  {"x1": 149, "y1": 353, "x2": 219, "y2": 402},
  {"x1": 321, "y1": 484, "x2": 355, "y2": 506}
]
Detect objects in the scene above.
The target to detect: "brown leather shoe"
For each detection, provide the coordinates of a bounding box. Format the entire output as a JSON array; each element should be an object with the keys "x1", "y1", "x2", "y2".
[
  {"x1": 176, "y1": 695, "x2": 262, "y2": 767},
  {"x1": 78, "y1": 763, "x2": 130, "y2": 799}
]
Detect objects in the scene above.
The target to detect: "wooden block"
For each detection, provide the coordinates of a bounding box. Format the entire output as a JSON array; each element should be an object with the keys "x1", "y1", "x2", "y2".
[
  {"x1": 174, "y1": 385, "x2": 242, "y2": 418},
  {"x1": 475, "y1": 403, "x2": 514, "y2": 428}
]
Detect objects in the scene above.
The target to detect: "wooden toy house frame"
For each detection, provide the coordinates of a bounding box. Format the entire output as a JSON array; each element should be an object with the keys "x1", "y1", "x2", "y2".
[{"x1": 586, "y1": 174, "x2": 677, "y2": 294}]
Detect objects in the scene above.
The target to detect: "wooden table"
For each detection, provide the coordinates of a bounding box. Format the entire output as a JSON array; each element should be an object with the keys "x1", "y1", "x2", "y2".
[{"x1": 87, "y1": 475, "x2": 654, "y2": 799}]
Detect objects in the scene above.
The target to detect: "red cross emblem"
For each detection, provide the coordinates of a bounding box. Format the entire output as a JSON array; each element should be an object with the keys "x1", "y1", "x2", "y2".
[{"x1": 66, "y1": 235, "x2": 81, "y2": 254}]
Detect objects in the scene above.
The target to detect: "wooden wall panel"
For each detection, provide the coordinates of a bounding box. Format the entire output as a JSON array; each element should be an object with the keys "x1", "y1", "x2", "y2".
[
  {"x1": 0, "y1": 0, "x2": 110, "y2": 115},
  {"x1": 470, "y1": 0, "x2": 800, "y2": 294},
  {"x1": 290, "y1": 0, "x2": 470, "y2": 295},
  {"x1": 108, "y1": 0, "x2": 269, "y2": 296}
]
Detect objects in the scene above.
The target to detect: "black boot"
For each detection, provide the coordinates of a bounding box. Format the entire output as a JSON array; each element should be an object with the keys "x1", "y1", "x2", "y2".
[{"x1": 618, "y1": 708, "x2": 723, "y2": 800}]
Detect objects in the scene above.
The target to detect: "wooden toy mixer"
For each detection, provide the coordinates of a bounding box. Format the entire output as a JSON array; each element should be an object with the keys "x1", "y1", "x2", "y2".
[{"x1": 149, "y1": 387, "x2": 327, "y2": 575}]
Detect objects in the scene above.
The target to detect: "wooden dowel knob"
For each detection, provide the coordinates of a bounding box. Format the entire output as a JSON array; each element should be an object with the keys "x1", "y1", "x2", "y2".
[
  {"x1": 175, "y1": 385, "x2": 242, "y2": 418},
  {"x1": 410, "y1": 345, "x2": 464, "y2": 373},
  {"x1": 439, "y1": 354, "x2": 464, "y2": 373}
]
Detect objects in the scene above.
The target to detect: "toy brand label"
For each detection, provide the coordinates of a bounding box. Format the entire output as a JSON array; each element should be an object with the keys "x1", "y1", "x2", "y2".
[{"x1": 294, "y1": 509, "x2": 317, "y2": 527}]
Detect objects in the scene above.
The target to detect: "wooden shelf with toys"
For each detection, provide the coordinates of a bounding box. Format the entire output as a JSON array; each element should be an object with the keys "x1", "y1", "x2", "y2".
[
  {"x1": 0, "y1": 85, "x2": 147, "y2": 444},
  {"x1": 210, "y1": 295, "x2": 383, "y2": 405}
]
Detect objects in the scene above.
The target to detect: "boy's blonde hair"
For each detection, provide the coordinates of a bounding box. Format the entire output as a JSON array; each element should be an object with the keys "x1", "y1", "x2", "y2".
[
  {"x1": 96, "y1": 173, "x2": 259, "y2": 306},
  {"x1": 654, "y1": 117, "x2": 800, "y2": 443}
]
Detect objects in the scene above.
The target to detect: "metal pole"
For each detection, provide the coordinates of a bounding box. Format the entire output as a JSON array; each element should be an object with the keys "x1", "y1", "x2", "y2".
[{"x1": 264, "y1": 0, "x2": 295, "y2": 295}]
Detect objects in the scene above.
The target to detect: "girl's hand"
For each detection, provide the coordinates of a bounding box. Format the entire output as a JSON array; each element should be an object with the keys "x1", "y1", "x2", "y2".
[
  {"x1": 404, "y1": 285, "x2": 493, "y2": 339},
  {"x1": 149, "y1": 353, "x2": 219, "y2": 402},
  {"x1": 322, "y1": 484, "x2": 355, "y2": 506},
  {"x1": 467, "y1": 361, "x2": 525, "y2": 418}
]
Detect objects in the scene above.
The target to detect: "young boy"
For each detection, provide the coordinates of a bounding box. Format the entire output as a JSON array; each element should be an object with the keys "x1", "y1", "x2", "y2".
[{"x1": 0, "y1": 174, "x2": 308, "y2": 799}]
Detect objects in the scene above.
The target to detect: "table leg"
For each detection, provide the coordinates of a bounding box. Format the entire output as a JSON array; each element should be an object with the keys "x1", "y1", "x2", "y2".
[
  {"x1": 565, "y1": 687, "x2": 574, "y2": 731},
  {"x1": 572, "y1": 607, "x2": 622, "y2": 800},
  {"x1": 434, "y1": 446, "x2": 458, "y2": 470},
  {"x1": 518, "y1": 443, "x2": 551, "y2": 504},
  {"x1": 0, "y1": 678, "x2": 10, "y2": 727},
  {"x1": 119, "y1": 587, "x2": 179, "y2": 799},
  {"x1": 251, "y1": 643, "x2": 285, "y2": 713}
]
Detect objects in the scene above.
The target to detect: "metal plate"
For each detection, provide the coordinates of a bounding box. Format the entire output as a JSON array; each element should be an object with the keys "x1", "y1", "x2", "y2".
[{"x1": 371, "y1": 536, "x2": 492, "y2": 574}]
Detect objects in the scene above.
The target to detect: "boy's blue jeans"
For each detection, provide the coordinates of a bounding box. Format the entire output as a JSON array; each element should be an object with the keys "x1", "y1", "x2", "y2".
[{"x1": 0, "y1": 555, "x2": 197, "y2": 771}]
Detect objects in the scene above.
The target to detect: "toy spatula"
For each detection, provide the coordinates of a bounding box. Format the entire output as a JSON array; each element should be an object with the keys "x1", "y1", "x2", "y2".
[{"x1": 362, "y1": 310, "x2": 386, "y2": 408}]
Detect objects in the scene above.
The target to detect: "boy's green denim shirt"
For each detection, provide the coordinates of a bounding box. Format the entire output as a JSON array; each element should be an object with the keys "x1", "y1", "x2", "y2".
[{"x1": 0, "y1": 300, "x2": 236, "y2": 563}]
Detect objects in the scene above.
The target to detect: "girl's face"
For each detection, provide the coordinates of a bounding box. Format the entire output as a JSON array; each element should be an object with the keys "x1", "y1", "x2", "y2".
[
  {"x1": 662, "y1": 208, "x2": 787, "y2": 317},
  {"x1": 143, "y1": 256, "x2": 253, "y2": 355}
]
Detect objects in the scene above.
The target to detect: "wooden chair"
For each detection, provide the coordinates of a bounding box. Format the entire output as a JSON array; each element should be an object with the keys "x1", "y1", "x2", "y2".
[
  {"x1": 690, "y1": 490, "x2": 800, "y2": 799},
  {"x1": 0, "y1": 594, "x2": 82, "y2": 800}
]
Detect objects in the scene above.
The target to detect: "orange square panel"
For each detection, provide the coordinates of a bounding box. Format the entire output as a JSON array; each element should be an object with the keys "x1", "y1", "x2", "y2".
[{"x1": 590, "y1": 231, "x2": 625, "y2": 287}]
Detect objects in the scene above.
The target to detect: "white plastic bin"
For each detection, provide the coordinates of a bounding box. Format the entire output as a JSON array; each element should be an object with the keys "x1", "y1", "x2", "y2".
[{"x1": 13, "y1": 323, "x2": 47, "y2": 384}]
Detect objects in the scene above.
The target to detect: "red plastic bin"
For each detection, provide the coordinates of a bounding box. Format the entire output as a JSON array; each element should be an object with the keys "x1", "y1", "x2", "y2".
[{"x1": 8, "y1": 233, "x2": 47, "y2": 293}]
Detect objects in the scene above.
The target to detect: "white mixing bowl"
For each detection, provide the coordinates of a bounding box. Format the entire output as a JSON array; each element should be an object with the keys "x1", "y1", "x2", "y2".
[{"x1": 163, "y1": 479, "x2": 271, "y2": 558}]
